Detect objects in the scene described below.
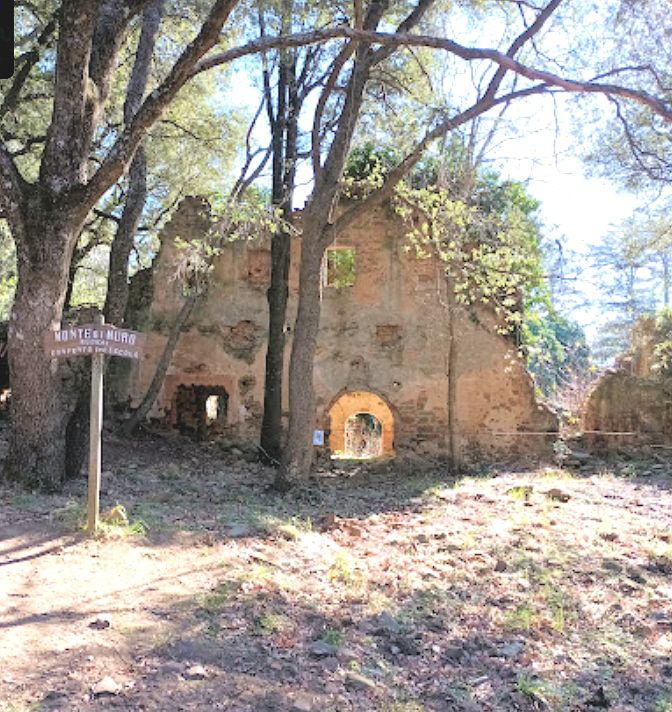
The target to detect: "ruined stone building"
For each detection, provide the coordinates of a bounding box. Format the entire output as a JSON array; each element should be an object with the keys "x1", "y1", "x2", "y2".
[
  {"x1": 583, "y1": 317, "x2": 672, "y2": 450},
  {"x1": 122, "y1": 197, "x2": 558, "y2": 461}
]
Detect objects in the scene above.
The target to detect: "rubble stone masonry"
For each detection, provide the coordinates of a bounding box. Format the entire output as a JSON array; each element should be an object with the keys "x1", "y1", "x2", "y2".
[{"x1": 123, "y1": 197, "x2": 558, "y2": 461}]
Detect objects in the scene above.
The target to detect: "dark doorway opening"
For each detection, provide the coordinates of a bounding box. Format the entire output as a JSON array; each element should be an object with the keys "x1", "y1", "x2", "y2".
[{"x1": 174, "y1": 384, "x2": 229, "y2": 440}]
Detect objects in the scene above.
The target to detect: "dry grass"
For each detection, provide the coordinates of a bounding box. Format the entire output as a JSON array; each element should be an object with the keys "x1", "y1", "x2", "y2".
[{"x1": 1, "y1": 435, "x2": 671, "y2": 711}]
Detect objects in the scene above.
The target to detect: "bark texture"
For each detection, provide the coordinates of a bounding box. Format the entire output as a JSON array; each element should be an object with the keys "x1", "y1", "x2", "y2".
[
  {"x1": 260, "y1": 9, "x2": 299, "y2": 464},
  {"x1": 274, "y1": 226, "x2": 324, "y2": 490},
  {"x1": 104, "y1": 0, "x2": 164, "y2": 326},
  {"x1": 1, "y1": 0, "x2": 240, "y2": 489},
  {"x1": 5, "y1": 198, "x2": 85, "y2": 490}
]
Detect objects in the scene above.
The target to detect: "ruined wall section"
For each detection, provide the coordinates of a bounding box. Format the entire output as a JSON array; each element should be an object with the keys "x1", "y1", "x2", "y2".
[
  {"x1": 582, "y1": 317, "x2": 672, "y2": 450},
  {"x1": 583, "y1": 372, "x2": 672, "y2": 450},
  {"x1": 314, "y1": 204, "x2": 452, "y2": 453},
  {"x1": 128, "y1": 197, "x2": 272, "y2": 440},
  {"x1": 128, "y1": 197, "x2": 557, "y2": 457},
  {"x1": 452, "y1": 310, "x2": 558, "y2": 458}
]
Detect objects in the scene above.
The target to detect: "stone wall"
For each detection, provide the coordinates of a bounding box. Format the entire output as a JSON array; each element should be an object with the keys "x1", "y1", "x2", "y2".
[
  {"x1": 123, "y1": 197, "x2": 558, "y2": 461},
  {"x1": 583, "y1": 326, "x2": 672, "y2": 454}
]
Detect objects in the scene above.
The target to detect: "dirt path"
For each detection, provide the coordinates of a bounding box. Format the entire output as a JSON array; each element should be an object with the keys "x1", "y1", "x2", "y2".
[{"x1": 1, "y1": 438, "x2": 672, "y2": 711}]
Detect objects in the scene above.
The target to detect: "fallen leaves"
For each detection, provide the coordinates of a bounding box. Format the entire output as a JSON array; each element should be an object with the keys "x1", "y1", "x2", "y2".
[{"x1": 2, "y1": 443, "x2": 672, "y2": 711}]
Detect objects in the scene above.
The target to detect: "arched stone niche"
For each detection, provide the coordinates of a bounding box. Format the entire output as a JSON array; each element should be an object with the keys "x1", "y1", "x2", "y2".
[{"x1": 327, "y1": 390, "x2": 395, "y2": 458}]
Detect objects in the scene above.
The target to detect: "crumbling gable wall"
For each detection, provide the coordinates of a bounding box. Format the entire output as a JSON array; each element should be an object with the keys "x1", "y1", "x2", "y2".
[
  {"x1": 125, "y1": 197, "x2": 557, "y2": 459},
  {"x1": 583, "y1": 319, "x2": 672, "y2": 449},
  {"x1": 583, "y1": 371, "x2": 672, "y2": 449}
]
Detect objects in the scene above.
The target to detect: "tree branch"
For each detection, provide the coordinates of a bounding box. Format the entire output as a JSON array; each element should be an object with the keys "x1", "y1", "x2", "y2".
[
  {"x1": 39, "y1": 0, "x2": 98, "y2": 191},
  {"x1": 193, "y1": 27, "x2": 672, "y2": 122},
  {"x1": 0, "y1": 139, "x2": 27, "y2": 227},
  {"x1": 80, "y1": 0, "x2": 240, "y2": 215},
  {"x1": 0, "y1": 12, "x2": 57, "y2": 120},
  {"x1": 482, "y1": 0, "x2": 562, "y2": 103},
  {"x1": 332, "y1": 84, "x2": 551, "y2": 236}
]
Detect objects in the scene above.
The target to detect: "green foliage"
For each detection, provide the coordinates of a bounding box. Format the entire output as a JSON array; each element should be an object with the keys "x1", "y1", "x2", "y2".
[
  {"x1": 580, "y1": 0, "x2": 672, "y2": 191},
  {"x1": 320, "y1": 626, "x2": 343, "y2": 648},
  {"x1": 172, "y1": 197, "x2": 283, "y2": 296},
  {"x1": 253, "y1": 612, "x2": 289, "y2": 636},
  {"x1": 504, "y1": 603, "x2": 535, "y2": 631},
  {"x1": 69, "y1": 245, "x2": 110, "y2": 309},
  {"x1": 651, "y1": 308, "x2": 672, "y2": 377},
  {"x1": 516, "y1": 672, "x2": 551, "y2": 703},
  {"x1": 4, "y1": 4, "x2": 248, "y2": 315},
  {"x1": 343, "y1": 142, "x2": 400, "y2": 197},
  {"x1": 198, "y1": 581, "x2": 240, "y2": 614},
  {"x1": 325, "y1": 248, "x2": 356, "y2": 288},
  {"x1": 395, "y1": 151, "x2": 546, "y2": 334},
  {"x1": 522, "y1": 306, "x2": 591, "y2": 398},
  {"x1": 589, "y1": 211, "x2": 671, "y2": 363}
]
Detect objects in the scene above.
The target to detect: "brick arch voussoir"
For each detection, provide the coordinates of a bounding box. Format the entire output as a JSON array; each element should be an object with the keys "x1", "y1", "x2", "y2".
[{"x1": 325, "y1": 388, "x2": 397, "y2": 457}]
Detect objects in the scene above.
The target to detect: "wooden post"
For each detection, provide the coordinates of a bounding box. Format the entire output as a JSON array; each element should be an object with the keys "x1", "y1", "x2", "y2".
[{"x1": 87, "y1": 313, "x2": 104, "y2": 535}]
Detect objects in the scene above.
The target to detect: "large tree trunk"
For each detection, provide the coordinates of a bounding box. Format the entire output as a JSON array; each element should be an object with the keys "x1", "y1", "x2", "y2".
[
  {"x1": 104, "y1": 148, "x2": 147, "y2": 324},
  {"x1": 0, "y1": 0, "x2": 241, "y2": 490},
  {"x1": 274, "y1": 3, "x2": 398, "y2": 487},
  {"x1": 274, "y1": 224, "x2": 325, "y2": 490},
  {"x1": 260, "y1": 226, "x2": 291, "y2": 463},
  {"x1": 259, "y1": 2, "x2": 298, "y2": 465},
  {"x1": 4, "y1": 208, "x2": 81, "y2": 490},
  {"x1": 104, "y1": 0, "x2": 164, "y2": 326}
]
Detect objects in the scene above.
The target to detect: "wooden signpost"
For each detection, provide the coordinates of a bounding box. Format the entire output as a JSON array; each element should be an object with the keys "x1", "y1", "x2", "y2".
[{"x1": 44, "y1": 315, "x2": 145, "y2": 534}]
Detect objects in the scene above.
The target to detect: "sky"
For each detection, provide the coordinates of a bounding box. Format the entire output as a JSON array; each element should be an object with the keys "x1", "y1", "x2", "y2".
[
  {"x1": 483, "y1": 96, "x2": 643, "y2": 343},
  {"x1": 230, "y1": 7, "x2": 653, "y2": 349}
]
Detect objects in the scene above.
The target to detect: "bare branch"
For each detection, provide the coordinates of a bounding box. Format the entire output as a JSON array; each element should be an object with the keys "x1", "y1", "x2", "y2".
[
  {"x1": 231, "y1": 145, "x2": 272, "y2": 199},
  {"x1": 610, "y1": 97, "x2": 672, "y2": 182},
  {"x1": 81, "y1": 0, "x2": 240, "y2": 215},
  {"x1": 193, "y1": 27, "x2": 672, "y2": 122},
  {"x1": 332, "y1": 83, "x2": 552, "y2": 237},
  {"x1": 156, "y1": 117, "x2": 220, "y2": 143},
  {"x1": 310, "y1": 42, "x2": 357, "y2": 181},
  {"x1": 482, "y1": 0, "x2": 562, "y2": 103}
]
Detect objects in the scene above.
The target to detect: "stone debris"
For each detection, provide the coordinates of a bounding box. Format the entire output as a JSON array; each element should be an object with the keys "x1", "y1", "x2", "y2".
[
  {"x1": 183, "y1": 665, "x2": 208, "y2": 681},
  {"x1": 88, "y1": 614, "x2": 112, "y2": 630},
  {"x1": 344, "y1": 671, "x2": 378, "y2": 692},
  {"x1": 224, "y1": 523, "x2": 252, "y2": 539},
  {"x1": 307, "y1": 640, "x2": 338, "y2": 658},
  {"x1": 91, "y1": 676, "x2": 122, "y2": 697},
  {"x1": 371, "y1": 611, "x2": 400, "y2": 636},
  {"x1": 544, "y1": 488, "x2": 571, "y2": 503}
]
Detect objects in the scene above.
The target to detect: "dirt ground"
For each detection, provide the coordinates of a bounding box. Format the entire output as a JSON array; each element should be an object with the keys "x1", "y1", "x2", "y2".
[{"x1": 1, "y1": 430, "x2": 672, "y2": 711}]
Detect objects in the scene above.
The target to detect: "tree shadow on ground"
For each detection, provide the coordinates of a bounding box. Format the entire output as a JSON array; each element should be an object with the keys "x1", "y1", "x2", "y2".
[
  {"x1": 2, "y1": 433, "x2": 672, "y2": 710},
  {"x1": 5, "y1": 562, "x2": 671, "y2": 712}
]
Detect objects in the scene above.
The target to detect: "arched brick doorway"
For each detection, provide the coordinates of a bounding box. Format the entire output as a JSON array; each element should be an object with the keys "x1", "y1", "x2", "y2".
[{"x1": 328, "y1": 390, "x2": 395, "y2": 458}]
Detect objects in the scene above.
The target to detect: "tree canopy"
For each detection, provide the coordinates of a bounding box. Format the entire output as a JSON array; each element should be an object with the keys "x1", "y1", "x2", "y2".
[{"x1": 3, "y1": 0, "x2": 672, "y2": 489}]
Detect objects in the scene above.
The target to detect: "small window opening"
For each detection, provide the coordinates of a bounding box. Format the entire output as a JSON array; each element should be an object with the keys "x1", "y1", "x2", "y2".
[
  {"x1": 344, "y1": 412, "x2": 382, "y2": 459},
  {"x1": 205, "y1": 394, "x2": 224, "y2": 424},
  {"x1": 325, "y1": 247, "x2": 355, "y2": 288},
  {"x1": 175, "y1": 384, "x2": 229, "y2": 440}
]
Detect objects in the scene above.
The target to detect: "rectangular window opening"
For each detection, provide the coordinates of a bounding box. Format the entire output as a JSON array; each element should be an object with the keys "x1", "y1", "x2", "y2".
[{"x1": 325, "y1": 247, "x2": 356, "y2": 288}]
